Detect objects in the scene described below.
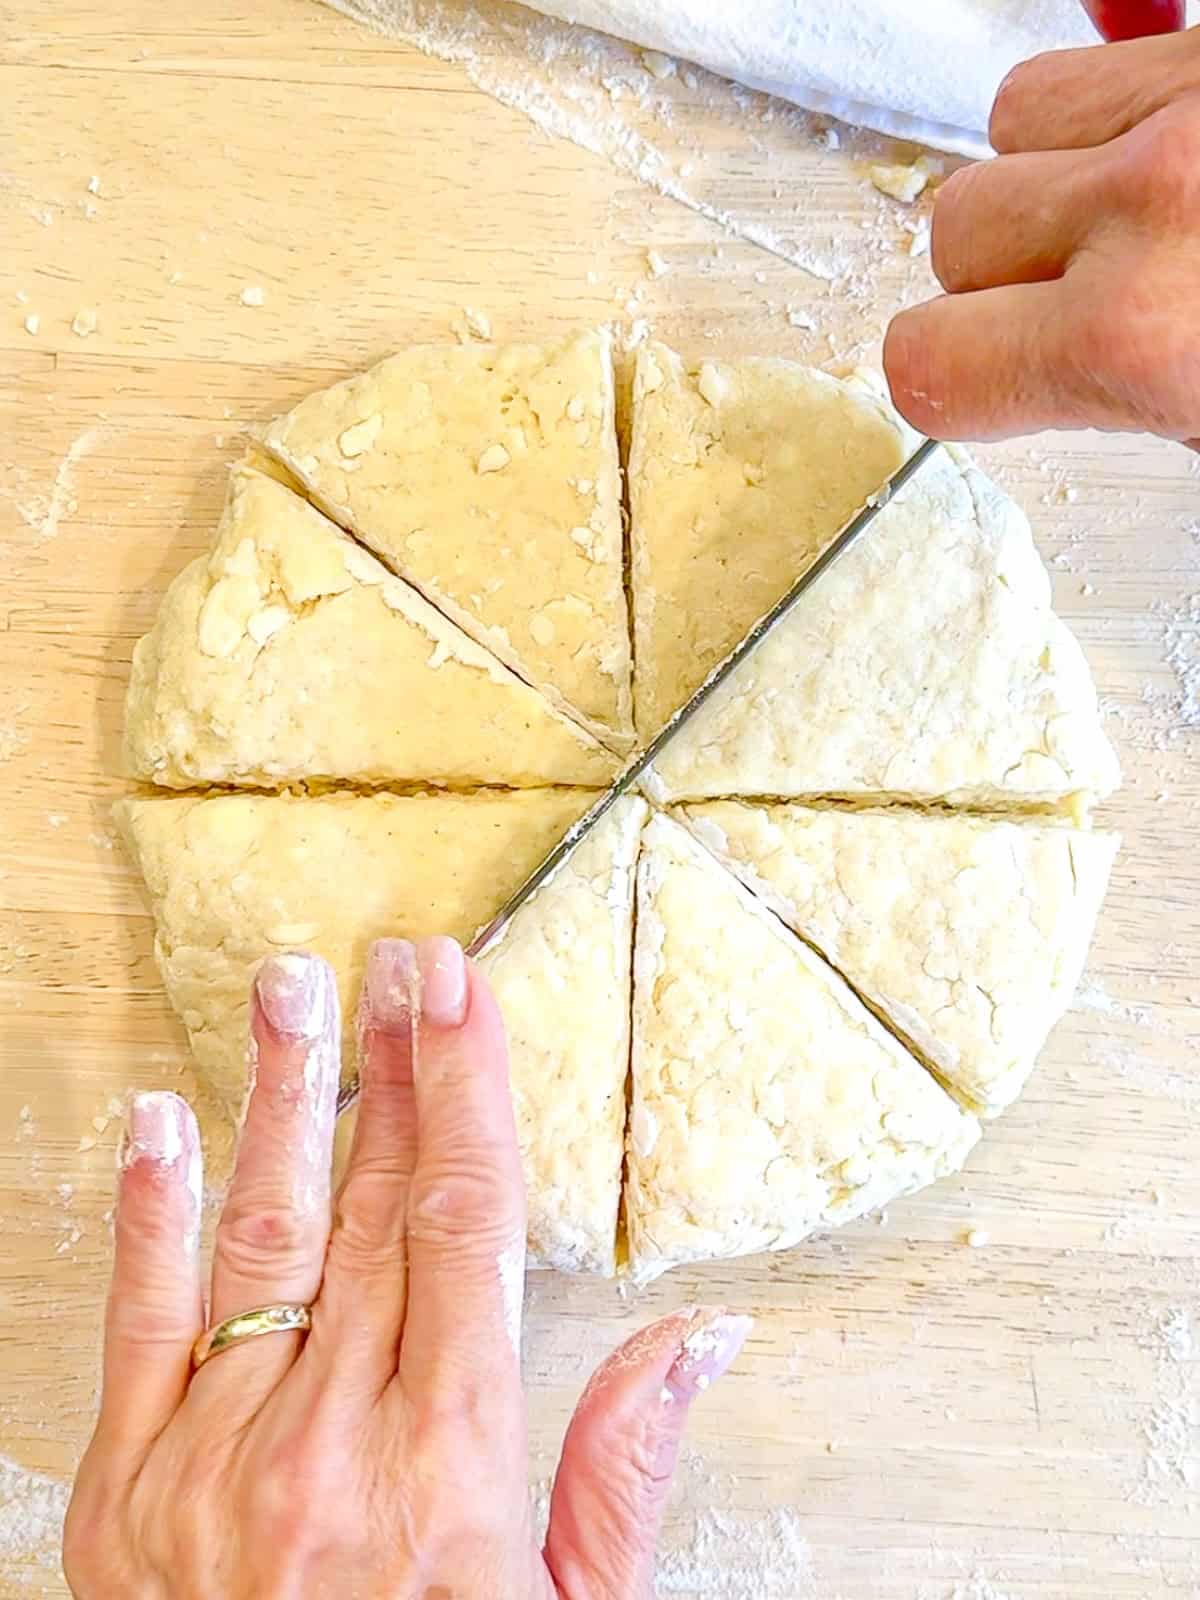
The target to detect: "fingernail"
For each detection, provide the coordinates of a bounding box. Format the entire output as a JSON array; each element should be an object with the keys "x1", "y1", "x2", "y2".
[
  {"x1": 255, "y1": 951, "x2": 334, "y2": 1039},
  {"x1": 120, "y1": 1092, "x2": 203, "y2": 1253},
  {"x1": 363, "y1": 938, "x2": 421, "y2": 1034},
  {"x1": 663, "y1": 1309, "x2": 753, "y2": 1404},
  {"x1": 415, "y1": 936, "x2": 468, "y2": 1029},
  {"x1": 121, "y1": 1090, "x2": 187, "y2": 1168}
]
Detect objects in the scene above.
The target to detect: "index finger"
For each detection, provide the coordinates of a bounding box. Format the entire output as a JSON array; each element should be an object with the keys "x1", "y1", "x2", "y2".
[{"x1": 399, "y1": 938, "x2": 527, "y2": 1401}]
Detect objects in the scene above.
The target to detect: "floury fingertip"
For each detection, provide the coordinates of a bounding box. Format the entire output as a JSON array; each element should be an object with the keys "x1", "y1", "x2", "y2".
[
  {"x1": 254, "y1": 951, "x2": 336, "y2": 1039},
  {"x1": 120, "y1": 1090, "x2": 187, "y2": 1169},
  {"x1": 363, "y1": 938, "x2": 422, "y2": 1033},
  {"x1": 415, "y1": 936, "x2": 468, "y2": 1029},
  {"x1": 662, "y1": 1309, "x2": 753, "y2": 1404}
]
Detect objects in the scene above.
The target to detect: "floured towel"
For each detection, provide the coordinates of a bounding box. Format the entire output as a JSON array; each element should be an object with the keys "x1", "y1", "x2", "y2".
[{"x1": 518, "y1": 0, "x2": 1197, "y2": 155}]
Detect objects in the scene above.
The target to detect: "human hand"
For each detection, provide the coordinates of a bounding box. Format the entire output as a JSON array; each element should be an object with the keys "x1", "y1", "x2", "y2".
[
  {"x1": 65, "y1": 942, "x2": 751, "y2": 1599},
  {"x1": 884, "y1": 25, "x2": 1200, "y2": 448}
]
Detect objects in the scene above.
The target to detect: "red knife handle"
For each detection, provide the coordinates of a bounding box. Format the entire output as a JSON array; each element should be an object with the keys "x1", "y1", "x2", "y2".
[{"x1": 1080, "y1": 0, "x2": 1186, "y2": 41}]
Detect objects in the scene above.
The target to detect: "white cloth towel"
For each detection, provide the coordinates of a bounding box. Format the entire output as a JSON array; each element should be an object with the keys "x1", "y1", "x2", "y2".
[{"x1": 520, "y1": 0, "x2": 1198, "y2": 155}]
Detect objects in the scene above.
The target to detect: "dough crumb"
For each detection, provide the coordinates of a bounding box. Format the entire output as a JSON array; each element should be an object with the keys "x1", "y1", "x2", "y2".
[
  {"x1": 906, "y1": 220, "x2": 932, "y2": 257},
  {"x1": 786, "y1": 306, "x2": 816, "y2": 331},
  {"x1": 246, "y1": 605, "x2": 290, "y2": 645},
  {"x1": 240, "y1": 285, "x2": 265, "y2": 307},
  {"x1": 964, "y1": 1227, "x2": 990, "y2": 1249},
  {"x1": 87, "y1": 174, "x2": 101, "y2": 195},
  {"x1": 646, "y1": 249, "x2": 669, "y2": 278},
  {"x1": 820, "y1": 126, "x2": 841, "y2": 151},
  {"x1": 477, "y1": 443, "x2": 511, "y2": 475},
  {"x1": 71, "y1": 307, "x2": 98, "y2": 338},
  {"x1": 530, "y1": 613, "x2": 556, "y2": 645},
  {"x1": 337, "y1": 414, "x2": 382, "y2": 458},
  {"x1": 23, "y1": 312, "x2": 40, "y2": 336},
  {"x1": 697, "y1": 361, "x2": 731, "y2": 408},
  {"x1": 641, "y1": 48, "x2": 676, "y2": 79},
  {"x1": 870, "y1": 155, "x2": 941, "y2": 203},
  {"x1": 565, "y1": 395, "x2": 587, "y2": 422},
  {"x1": 465, "y1": 306, "x2": 492, "y2": 339}
]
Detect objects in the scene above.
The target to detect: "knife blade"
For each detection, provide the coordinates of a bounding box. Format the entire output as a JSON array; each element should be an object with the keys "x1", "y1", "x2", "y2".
[{"x1": 336, "y1": 434, "x2": 941, "y2": 1116}]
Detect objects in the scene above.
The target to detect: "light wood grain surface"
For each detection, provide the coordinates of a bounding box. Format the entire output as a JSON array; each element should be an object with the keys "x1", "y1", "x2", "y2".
[{"x1": 2, "y1": 0, "x2": 1198, "y2": 1593}]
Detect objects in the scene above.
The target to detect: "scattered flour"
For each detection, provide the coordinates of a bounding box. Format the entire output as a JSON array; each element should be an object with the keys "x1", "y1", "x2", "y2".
[
  {"x1": 320, "y1": 0, "x2": 893, "y2": 282},
  {"x1": 656, "y1": 1505, "x2": 814, "y2": 1596},
  {"x1": 945, "y1": 1579, "x2": 1019, "y2": 1600},
  {"x1": 1156, "y1": 592, "x2": 1200, "y2": 731},
  {"x1": 1132, "y1": 1306, "x2": 1199, "y2": 1509},
  {"x1": 1073, "y1": 975, "x2": 1154, "y2": 1031},
  {"x1": 0, "y1": 1454, "x2": 69, "y2": 1588},
  {"x1": 531, "y1": 1446, "x2": 813, "y2": 1594},
  {"x1": 17, "y1": 427, "x2": 105, "y2": 544}
]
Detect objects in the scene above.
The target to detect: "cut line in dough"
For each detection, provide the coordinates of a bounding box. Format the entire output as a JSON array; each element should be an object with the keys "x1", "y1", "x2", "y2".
[
  {"x1": 626, "y1": 813, "x2": 980, "y2": 1280},
  {"x1": 124, "y1": 464, "x2": 617, "y2": 791}
]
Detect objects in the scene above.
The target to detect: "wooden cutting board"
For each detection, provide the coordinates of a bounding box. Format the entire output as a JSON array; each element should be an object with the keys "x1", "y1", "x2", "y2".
[{"x1": 2, "y1": 0, "x2": 1197, "y2": 1592}]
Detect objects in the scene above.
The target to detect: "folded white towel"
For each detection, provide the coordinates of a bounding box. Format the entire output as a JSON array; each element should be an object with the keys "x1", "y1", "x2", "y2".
[{"x1": 520, "y1": 0, "x2": 1197, "y2": 155}]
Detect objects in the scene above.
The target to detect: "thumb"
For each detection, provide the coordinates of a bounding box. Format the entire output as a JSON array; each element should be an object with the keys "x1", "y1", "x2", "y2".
[{"x1": 543, "y1": 1306, "x2": 753, "y2": 1600}]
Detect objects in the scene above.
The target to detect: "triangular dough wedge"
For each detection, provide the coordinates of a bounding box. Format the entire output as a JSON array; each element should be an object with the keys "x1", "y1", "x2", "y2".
[
  {"x1": 626, "y1": 342, "x2": 909, "y2": 736},
  {"x1": 262, "y1": 330, "x2": 633, "y2": 748},
  {"x1": 476, "y1": 796, "x2": 645, "y2": 1275},
  {"x1": 124, "y1": 465, "x2": 616, "y2": 790},
  {"x1": 117, "y1": 787, "x2": 628, "y2": 1272},
  {"x1": 647, "y1": 442, "x2": 1119, "y2": 810},
  {"x1": 626, "y1": 815, "x2": 979, "y2": 1280},
  {"x1": 683, "y1": 802, "x2": 1119, "y2": 1118}
]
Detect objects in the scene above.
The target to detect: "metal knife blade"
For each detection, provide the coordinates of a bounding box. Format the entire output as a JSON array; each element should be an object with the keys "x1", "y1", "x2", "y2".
[{"x1": 336, "y1": 435, "x2": 940, "y2": 1116}]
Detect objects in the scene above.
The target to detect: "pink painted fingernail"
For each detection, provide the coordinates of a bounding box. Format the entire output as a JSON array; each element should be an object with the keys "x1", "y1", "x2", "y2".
[
  {"x1": 663, "y1": 1309, "x2": 753, "y2": 1404},
  {"x1": 121, "y1": 1092, "x2": 204, "y2": 1251},
  {"x1": 415, "y1": 936, "x2": 468, "y2": 1029},
  {"x1": 122, "y1": 1090, "x2": 187, "y2": 1167},
  {"x1": 364, "y1": 938, "x2": 421, "y2": 1033},
  {"x1": 255, "y1": 952, "x2": 334, "y2": 1039}
]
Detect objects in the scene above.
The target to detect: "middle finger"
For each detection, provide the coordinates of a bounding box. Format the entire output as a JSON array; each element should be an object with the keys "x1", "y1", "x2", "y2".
[
  {"x1": 194, "y1": 952, "x2": 340, "y2": 1411},
  {"x1": 307, "y1": 939, "x2": 421, "y2": 1401}
]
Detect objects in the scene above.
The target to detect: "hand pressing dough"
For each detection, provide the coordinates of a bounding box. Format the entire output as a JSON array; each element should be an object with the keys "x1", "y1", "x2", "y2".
[
  {"x1": 262, "y1": 330, "x2": 633, "y2": 749},
  {"x1": 683, "y1": 801, "x2": 1119, "y2": 1117},
  {"x1": 477, "y1": 796, "x2": 645, "y2": 1276},
  {"x1": 626, "y1": 342, "x2": 908, "y2": 737},
  {"x1": 124, "y1": 465, "x2": 617, "y2": 791},
  {"x1": 626, "y1": 815, "x2": 980, "y2": 1280},
  {"x1": 648, "y1": 438, "x2": 1120, "y2": 810},
  {"x1": 115, "y1": 786, "x2": 636, "y2": 1271}
]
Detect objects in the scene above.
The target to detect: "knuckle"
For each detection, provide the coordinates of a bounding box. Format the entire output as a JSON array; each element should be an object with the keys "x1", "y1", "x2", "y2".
[
  {"x1": 407, "y1": 1161, "x2": 523, "y2": 1251},
  {"x1": 1108, "y1": 98, "x2": 1200, "y2": 221},
  {"x1": 215, "y1": 1200, "x2": 314, "y2": 1278},
  {"x1": 989, "y1": 55, "x2": 1045, "y2": 149},
  {"x1": 930, "y1": 164, "x2": 984, "y2": 288},
  {"x1": 330, "y1": 1174, "x2": 407, "y2": 1265}
]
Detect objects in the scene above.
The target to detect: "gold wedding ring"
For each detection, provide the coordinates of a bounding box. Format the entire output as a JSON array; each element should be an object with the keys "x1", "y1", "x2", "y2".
[{"x1": 191, "y1": 1303, "x2": 313, "y2": 1370}]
